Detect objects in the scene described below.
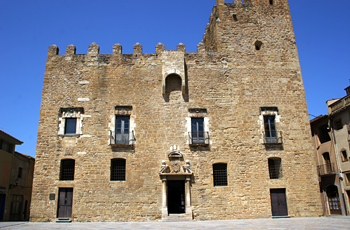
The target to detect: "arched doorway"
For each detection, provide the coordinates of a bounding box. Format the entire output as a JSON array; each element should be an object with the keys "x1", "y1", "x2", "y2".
[{"x1": 326, "y1": 185, "x2": 342, "y2": 215}]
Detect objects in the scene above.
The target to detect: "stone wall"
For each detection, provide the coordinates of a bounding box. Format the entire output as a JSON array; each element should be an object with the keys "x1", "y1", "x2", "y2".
[{"x1": 30, "y1": 0, "x2": 322, "y2": 222}]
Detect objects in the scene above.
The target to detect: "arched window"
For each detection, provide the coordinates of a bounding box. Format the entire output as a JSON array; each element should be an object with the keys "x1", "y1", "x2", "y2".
[
  {"x1": 213, "y1": 163, "x2": 227, "y2": 186},
  {"x1": 111, "y1": 159, "x2": 126, "y2": 181},
  {"x1": 268, "y1": 157, "x2": 281, "y2": 179},
  {"x1": 60, "y1": 159, "x2": 75, "y2": 180},
  {"x1": 165, "y1": 74, "x2": 182, "y2": 94}
]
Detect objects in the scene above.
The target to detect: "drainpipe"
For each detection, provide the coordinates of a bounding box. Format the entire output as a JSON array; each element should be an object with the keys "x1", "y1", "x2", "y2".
[{"x1": 329, "y1": 117, "x2": 346, "y2": 216}]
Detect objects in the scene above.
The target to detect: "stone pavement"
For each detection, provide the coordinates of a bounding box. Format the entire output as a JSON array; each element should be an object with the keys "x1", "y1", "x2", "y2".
[{"x1": 0, "y1": 217, "x2": 349, "y2": 230}]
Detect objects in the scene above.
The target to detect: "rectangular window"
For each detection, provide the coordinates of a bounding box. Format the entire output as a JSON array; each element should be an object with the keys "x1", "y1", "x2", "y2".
[
  {"x1": 213, "y1": 163, "x2": 228, "y2": 186},
  {"x1": 0, "y1": 140, "x2": 12, "y2": 153},
  {"x1": 115, "y1": 116, "x2": 130, "y2": 144},
  {"x1": 60, "y1": 159, "x2": 75, "y2": 181},
  {"x1": 64, "y1": 118, "x2": 77, "y2": 134},
  {"x1": 111, "y1": 159, "x2": 126, "y2": 181},
  {"x1": 17, "y1": 167, "x2": 23, "y2": 178},
  {"x1": 191, "y1": 118, "x2": 205, "y2": 144},
  {"x1": 264, "y1": 116, "x2": 277, "y2": 143},
  {"x1": 268, "y1": 158, "x2": 282, "y2": 179}
]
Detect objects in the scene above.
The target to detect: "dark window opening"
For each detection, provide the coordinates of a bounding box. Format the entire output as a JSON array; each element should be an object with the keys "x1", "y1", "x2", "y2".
[
  {"x1": 341, "y1": 150, "x2": 348, "y2": 162},
  {"x1": 191, "y1": 118, "x2": 205, "y2": 144},
  {"x1": 115, "y1": 116, "x2": 130, "y2": 144},
  {"x1": 0, "y1": 140, "x2": 13, "y2": 153},
  {"x1": 255, "y1": 40, "x2": 263, "y2": 50},
  {"x1": 18, "y1": 167, "x2": 23, "y2": 179},
  {"x1": 233, "y1": 14, "x2": 238, "y2": 21},
  {"x1": 318, "y1": 124, "x2": 331, "y2": 143},
  {"x1": 335, "y1": 119, "x2": 342, "y2": 130},
  {"x1": 213, "y1": 163, "x2": 228, "y2": 186},
  {"x1": 268, "y1": 158, "x2": 281, "y2": 179},
  {"x1": 64, "y1": 118, "x2": 77, "y2": 134},
  {"x1": 269, "y1": 0, "x2": 273, "y2": 5},
  {"x1": 264, "y1": 115, "x2": 277, "y2": 143},
  {"x1": 346, "y1": 174, "x2": 350, "y2": 185},
  {"x1": 111, "y1": 159, "x2": 126, "y2": 181},
  {"x1": 60, "y1": 159, "x2": 75, "y2": 181}
]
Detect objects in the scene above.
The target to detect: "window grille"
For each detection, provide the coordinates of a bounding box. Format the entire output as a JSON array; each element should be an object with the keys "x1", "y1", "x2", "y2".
[
  {"x1": 60, "y1": 159, "x2": 75, "y2": 180},
  {"x1": 111, "y1": 159, "x2": 126, "y2": 181},
  {"x1": 268, "y1": 158, "x2": 282, "y2": 179},
  {"x1": 213, "y1": 163, "x2": 228, "y2": 186}
]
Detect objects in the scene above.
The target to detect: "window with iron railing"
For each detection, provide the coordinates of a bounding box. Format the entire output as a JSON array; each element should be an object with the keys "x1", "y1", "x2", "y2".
[
  {"x1": 60, "y1": 159, "x2": 75, "y2": 181},
  {"x1": 213, "y1": 163, "x2": 228, "y2": 186},
  {"x1": 111, "y1": 159, "x2": 125, "y2": 181},
  {"x1": 268, "y1": 158, "x2": 282, "y2": 179}
]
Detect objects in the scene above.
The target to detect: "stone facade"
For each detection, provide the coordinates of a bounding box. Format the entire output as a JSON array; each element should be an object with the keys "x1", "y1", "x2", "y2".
[{"x1": 30, "y1": 0, "x2": 322, "y2": 222}]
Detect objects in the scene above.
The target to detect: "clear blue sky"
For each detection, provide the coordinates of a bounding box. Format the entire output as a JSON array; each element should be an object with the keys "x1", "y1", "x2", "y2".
[{"x1": 0, "y1": 0, "x2": 349, "y2": 157}]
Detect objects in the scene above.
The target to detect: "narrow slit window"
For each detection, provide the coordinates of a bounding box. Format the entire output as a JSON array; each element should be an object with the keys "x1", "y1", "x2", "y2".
[
  {"x1": 269, "y1": 0, "x2": 273, "y2": 5},
  {"x1": 255, "y1": 41, "x2": 263, "y2": 51},
  {"x1": 233, "y1": 14, "x2": 238, "y2": 21},
  {"x1": 341, "y1": 150, "x2": 348, "y2": 162}
]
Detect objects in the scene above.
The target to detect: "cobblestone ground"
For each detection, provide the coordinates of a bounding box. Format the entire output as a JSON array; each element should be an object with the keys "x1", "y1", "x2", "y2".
[{"x1": 0, "y1": 217, "x2": 349, "y2": 230}]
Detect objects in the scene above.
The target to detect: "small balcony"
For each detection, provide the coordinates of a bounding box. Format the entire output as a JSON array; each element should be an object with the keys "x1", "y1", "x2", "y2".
[
  {"x1": 188, "y1": 132, "x2": 210, "y2": 146},
  {"x1": 263, "y1": 131, "x2": 283, "y2": 144},
  {"x1": 317, "y1": 163, "x2": 336, "y2": 176},
  {"x1": 109, "y1": 130, "x2": 135, "y2": 147}
]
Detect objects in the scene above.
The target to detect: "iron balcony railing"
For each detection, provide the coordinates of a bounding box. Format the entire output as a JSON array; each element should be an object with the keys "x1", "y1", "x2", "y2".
[
  {"x1": 263, "y1": 131, "x2": 283, "y2": 144},
  {"x1": 110, "y1": 130, "x2": 136, "y2": 146},
  {"x1": 188, "y1": 132, "x2": 210, "y2": 145},
  {"x1": 317, "y1": 163, "x2": 336, "y2": 176}
]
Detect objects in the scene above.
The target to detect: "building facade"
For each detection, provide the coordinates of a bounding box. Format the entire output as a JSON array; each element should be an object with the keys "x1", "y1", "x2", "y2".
[
  {"x1": 0, "y1": 130, "x2": 34, "y2": 221},
  {"x1": 30, "y1": 0, "x2": 322, "y2": 222}
]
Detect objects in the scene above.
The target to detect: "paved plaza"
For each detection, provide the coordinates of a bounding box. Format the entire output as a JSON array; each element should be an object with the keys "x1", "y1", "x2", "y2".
[{"x1": 0, "y1": 217, "x2": 350, "y2": 230}]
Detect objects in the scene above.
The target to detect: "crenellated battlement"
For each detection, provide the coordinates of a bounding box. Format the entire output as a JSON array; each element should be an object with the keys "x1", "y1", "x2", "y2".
[{"x1": 47, "y1": 41, "x2": 207, "y2": 58}]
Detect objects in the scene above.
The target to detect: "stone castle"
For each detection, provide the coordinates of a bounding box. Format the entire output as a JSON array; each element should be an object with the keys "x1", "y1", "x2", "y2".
[{"x1": 30, "y1": 0, "x2": 322, "y2": 222}]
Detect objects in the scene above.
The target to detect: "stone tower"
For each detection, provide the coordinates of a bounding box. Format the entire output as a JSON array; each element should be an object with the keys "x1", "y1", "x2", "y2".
[{"x1": 30, "y1": 0, "x2": 322, "y2": 222}]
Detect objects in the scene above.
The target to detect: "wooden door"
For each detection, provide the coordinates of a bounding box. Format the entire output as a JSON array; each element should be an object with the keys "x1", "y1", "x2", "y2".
[
  {"x1": 270, "y1": 189, "x2": 288, "y2": 216},
  {"x1": 57, "y1": 188, "x2": 73, "y2": 218}
]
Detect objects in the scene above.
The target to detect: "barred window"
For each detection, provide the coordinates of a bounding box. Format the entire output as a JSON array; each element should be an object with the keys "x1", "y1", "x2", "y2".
[
  {"x1": 111, "y1": 159, "x2": 126, "y2": 181},
  {"x1": 268, "y1": 158, "x2": 282, "y2": 179},
  {"x1": 60, "y1": 159, "x2": 75, "y2": 181},
  {"x1": 213, "y1": 163, "x2": 227, "y2": 186}
]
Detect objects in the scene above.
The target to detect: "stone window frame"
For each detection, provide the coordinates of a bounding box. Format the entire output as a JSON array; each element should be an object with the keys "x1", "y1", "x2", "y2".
[
  {"x1": 186, "y1": 108, "x2": 210, "y2": 145},
  {"x1": 109, "y1": 106, "x2": 136, "y2": 146},
  {"x1": 259, "y1": 107, "x2": 281, "y2": 144},
  {"x1": 58, "y1": 107, "x2": 84, "y2": 137}
]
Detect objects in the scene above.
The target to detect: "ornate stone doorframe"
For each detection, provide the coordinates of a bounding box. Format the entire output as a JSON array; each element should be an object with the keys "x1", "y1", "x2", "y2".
[{"x1": 159, "y1": 151, "x2": 193, "y2": 220}]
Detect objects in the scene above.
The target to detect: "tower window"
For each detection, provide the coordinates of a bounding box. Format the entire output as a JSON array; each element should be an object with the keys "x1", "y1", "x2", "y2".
[
  {"x1": 213, "y1": 163, "x2": 228, "y2": 186},
  {"x1": 233, "y1": 14, "x2": 238, "y2": 21},
  {"x1": 255, "y1": 41, "x2": 263, "y2": 51},
  {"x1": 111, "y1": 159, "x2": 126, "y2": 181},
  {"x1": 60, "y1": 159, "x2": 75, "y2": 181},
  {"x1": 268, "y1": 158, "x2": 282, "y2": 179},
  {"x1": 269, "y1": 0, "x2": 274, "y2": 5},
  {"x1": 341, "y1": 150, "x2": 348, "y2": 162}
]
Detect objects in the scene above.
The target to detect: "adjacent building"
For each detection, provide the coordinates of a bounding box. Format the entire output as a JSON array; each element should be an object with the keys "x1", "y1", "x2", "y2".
[
  {"x1": 0, "y1": 130, "x2": 35, "y2": 221},
  {"x1": 30, "y1": 0, "x2": 322, "y2": 222},
  {"x1": 310, "y1": 85, "x2": 350, "y2": 216}
]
